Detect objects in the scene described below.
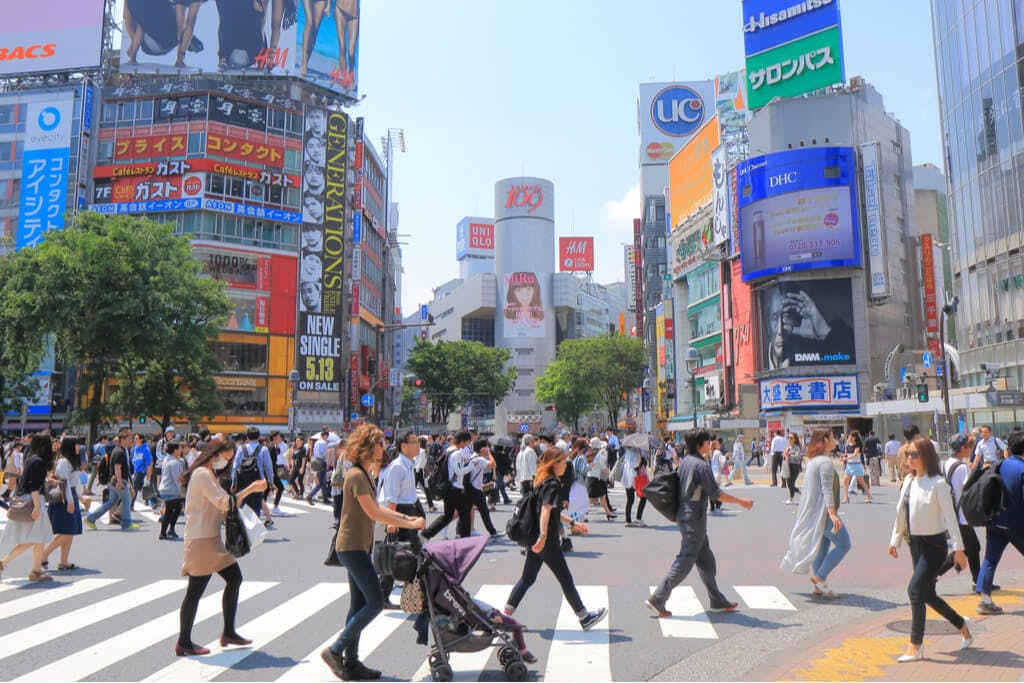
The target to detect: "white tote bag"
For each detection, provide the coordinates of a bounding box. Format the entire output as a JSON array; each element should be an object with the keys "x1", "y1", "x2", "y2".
[{"x1": 238, "y1": 505, "x2": 268, "y2": 549}]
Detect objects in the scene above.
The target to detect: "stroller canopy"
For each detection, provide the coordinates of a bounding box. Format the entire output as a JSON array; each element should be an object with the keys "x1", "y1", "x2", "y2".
[{"x1": 424, "y1": 535, "x2": 490, "y2": 584}]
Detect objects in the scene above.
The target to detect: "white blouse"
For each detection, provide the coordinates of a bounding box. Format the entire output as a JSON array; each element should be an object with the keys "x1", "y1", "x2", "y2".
[{"x1": 889, "y1": 474, "x2": 964, "y2": 551}]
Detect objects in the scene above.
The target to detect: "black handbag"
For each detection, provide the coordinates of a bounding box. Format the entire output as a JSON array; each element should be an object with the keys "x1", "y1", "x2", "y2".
[
  {"x1": 224, "y1": 495, "x2": 250, "y2": 558},
  {"x1": 324, "y1": 526, "x2": 341, "y2": 567},
  {"x1": 372, "y1": 534, "x2": 411, "y2": 575}
]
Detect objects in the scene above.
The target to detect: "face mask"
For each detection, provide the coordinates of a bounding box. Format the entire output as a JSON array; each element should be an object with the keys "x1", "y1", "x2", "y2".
[
  {"x1": 538, "y1": 443, "x2": 547, "y2": 454},
  {"x1": 212, "y1": 457, "x2": 229, "y2": 471}
]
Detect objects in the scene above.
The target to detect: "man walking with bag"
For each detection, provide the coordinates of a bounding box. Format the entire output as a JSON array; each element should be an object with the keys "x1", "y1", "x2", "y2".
[
  {"x1": 378, "y1": 428, "x2": 426, "y2": 611},
  {"x1": 646, "y1": 428, "x2": 754, "y2": 617}
]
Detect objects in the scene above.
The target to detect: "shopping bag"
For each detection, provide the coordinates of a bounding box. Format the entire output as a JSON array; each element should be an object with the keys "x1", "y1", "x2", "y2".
[{"x1": 238, "y1": 504, "x2": 268, "y2": 549}]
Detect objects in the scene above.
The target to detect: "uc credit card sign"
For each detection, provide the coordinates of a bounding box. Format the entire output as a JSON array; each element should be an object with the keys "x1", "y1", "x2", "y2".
[{"x1": 18, "y1": 97, "x2": 74, "y2": 250}]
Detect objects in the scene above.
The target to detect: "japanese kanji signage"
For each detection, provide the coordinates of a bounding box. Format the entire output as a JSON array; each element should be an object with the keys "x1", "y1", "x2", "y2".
[
  {"x1": 711, "y1": 145, "x2": 730, "y2": 247},
  {"x1": 17, "y1": 96, "x2": 74, "y2": 250},
  {"x1": 760, "y1": 375, "x2": 859, "y2": 411},
  {"x1": 921, "y1": 233, "x2": 941, "y2": 357},
  {"x1": 742, "y1": 0, "x2": 844, "y2": 110},
  {"x1": 114, "y1": 134, "x2": 187, "y2": 160},
  {"x1": 109, "y1": 173, "x2": 205, "y2": 203},
  {"x1": 206, "y1": 133, "x2": 284, "y2": 167}
]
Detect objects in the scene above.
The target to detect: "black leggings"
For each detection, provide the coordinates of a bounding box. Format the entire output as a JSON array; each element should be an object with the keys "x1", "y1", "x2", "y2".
[
  {"x1": 786, "y1": 463, "x2": 801, "y2": 498},
  {"x1": 908, "y1": 534, "x2": 964, "y2": 645},
  {"x1": 178, "y1": 562, "x2": 243, "y2": 647},
  {"x1": 161, "y1": 498, "x2": 183, "y2": 535},
  {"x1": 414, "y1": 470, "x2": 434, "y2": 508},
  {"x1": 625, "y1": 487, "x2": 646, "y2": 523},
  {"x1": 272, "y1": 469, "x2": 284, "y2": 507},
  {"x1": 291, "y1": 466, "x2": 304, "y2": 498}
]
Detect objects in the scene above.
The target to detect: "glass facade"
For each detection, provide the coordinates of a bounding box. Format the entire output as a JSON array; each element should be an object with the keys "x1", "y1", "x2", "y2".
[{"x1": 932, "y1": 0, "x2": 1024, "y2": 389}]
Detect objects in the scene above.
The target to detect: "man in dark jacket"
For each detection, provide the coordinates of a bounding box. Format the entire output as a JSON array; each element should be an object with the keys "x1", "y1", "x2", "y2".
[{"x1": 975, "y1": 430, "x2": 1024, "y2": 614}]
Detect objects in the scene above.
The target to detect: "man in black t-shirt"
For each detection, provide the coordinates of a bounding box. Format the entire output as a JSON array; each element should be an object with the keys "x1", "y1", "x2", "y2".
[
  {"x1": 85, "y1": 429, "x2": 138, "y2": 531},
  {"x1": 863, "y1": 431, "x2": 882, "y2": 486}
]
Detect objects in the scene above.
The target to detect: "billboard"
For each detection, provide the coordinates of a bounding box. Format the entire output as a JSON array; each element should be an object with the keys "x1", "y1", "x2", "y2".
[
  {"x1": 714, "y1": 70, "x2": 750, "y2": 138},
  {"x1": 859, "y1": 142, "x2": 889, "y2": 298},
  {"x1": 760, "y1": 375, "x2": 859, "y2": 411},
  {"x1": 0, "y1": 1, "x2": 104, "y2": 76},
  {"x1": 742, "y1": 0, "x2": 845, "y2": 110},
  {"x1": 18, "y1": 95, "x2": 75, "y2": 250},
  {"x1": 558, "y1": 237, "x2": 595, "y2": 272},
  {"x1": 668, "y1": 116, "x2": 720, "y2": 228},
  {"x1": 296, "y1": 108, "x2": 348, "y2": 395},
  {"x1": 455, "y1": 217, "x2": 495, "y2": 259},
  {"x1": 758, "y1": 278, "x2": 855, "y2": 370},
  {"x1": 624, "y1": 245, "x2": 637, "y2": 312},
  {"x1": 921, "y1": 233, "x2": 941, "y2": 357},
  {"x1": 711, "y1": 146, "x2": 730, "y2": 247},
  {"x1": 503, "y1": 272, "x2": 546, "y2": 338},
  {"x1": 737, "y1": 147, "x2": 861, "y2": 281},
  {"x1": 119, "y1": 0, "x2": 359, "y2": 98},
  {"x1": 638, "y1": 81, "x2": 716, "y2": 165}
]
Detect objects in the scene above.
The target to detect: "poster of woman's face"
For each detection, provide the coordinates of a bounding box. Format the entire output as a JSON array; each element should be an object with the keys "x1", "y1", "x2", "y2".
[{"x1": 502, "y1": 272, "x2": 545, "y2": 338}]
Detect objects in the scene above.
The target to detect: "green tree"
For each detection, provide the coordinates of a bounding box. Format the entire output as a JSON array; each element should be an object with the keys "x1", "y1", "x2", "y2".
[
  {"x1": 536, "y1": 343, "x2": 599, "y2": 431},
  {"x1": 551, "y1": 335, "x2": 645, "y2": 429},
  {"x1": 406, "y1": 339, "x2": 516, "y2": 424},
  {"x1": 0, "y1": 212, "x2": 230, "y2": 440}
]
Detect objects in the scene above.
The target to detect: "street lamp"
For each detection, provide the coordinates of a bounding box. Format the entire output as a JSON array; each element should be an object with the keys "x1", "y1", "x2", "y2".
[
  {"x1": 287, "y1": 369, "x2": 300, "y2": 440},
  {"x1": 940, "y1": 296, "x2": 959, "y2": 443},
  {"x1": 684, "y1": 347, "x2": 700, "y2": 429}
]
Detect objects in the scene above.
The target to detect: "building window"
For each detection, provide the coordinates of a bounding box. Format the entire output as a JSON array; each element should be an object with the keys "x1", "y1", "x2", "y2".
[
  {"x1": 461, "y1": 318, "x2": 495, "y2": 346},
  {"x1": 219, "y1": 387, "x2": 267, "y2": 416},
  {"x1": 211, "y1": 341, "x2": 268, "y2": 373}
]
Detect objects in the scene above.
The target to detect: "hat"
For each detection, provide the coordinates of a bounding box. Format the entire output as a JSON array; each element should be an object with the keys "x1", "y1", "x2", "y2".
[
  {"x1": 164, "y1": 426, "x2": 176, "y2": 434},
  {"x1": 589, "y1": 437, "x2": 605, "y2": 450},
  {"x1": 949, "y1": 433, "x2": 970, "y2": 452}
]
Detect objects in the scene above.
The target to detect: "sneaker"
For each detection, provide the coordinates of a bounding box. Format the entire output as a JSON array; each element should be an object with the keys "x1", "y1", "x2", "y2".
[
  {"x1": 519, "y1": 649, "x2": 537, "y2": 664},
  {"x1": 264, "y1": 519, "x2": 274, "y2": 529},
  {"x1": 491, "y1": 530, "x2": 506, "y2": 538},
  {"x1": 271, "y1": 507, "x2": 283, "y2": 515},
  {"x1": 977, "y1": 601, "x2": 1004, "y2": 615},
  {"x1": 645, "y1": 596, "x2": 672, "y2": 618},
  {"x1": 320, "y1": 648, "x2": 347, "y2": 679},
  {"x1": 579, "y1": 607, "x2": 607, "y2": 631},
  {"x1": 343, "y1": 659, "x2": 382, "y2": 680},
  {"x1": 125, "y1": 524, "x2": 141, "y2": 531},
  {"x1": 785, "y1": 499, "x2": 793, "y2": 505},
  {"x1": 709, "y1": 601, "x2": 740, "y2": 613},
  {"x1": 560, "y1": 538, "x2": 573, "y2": 553},
  {"x1": 306, "y1": 497, "x2": 315, "y2": 506},
  {"x1": 85, "y1": 519, "x2": 97, "y2": 531},
  {"x1": 624, "y1": 522, "x2": 636, "y2": 528},
  {"x1": 167, "y1": 531, "x2": 179, "y2": 539},
  {"x1": 633, "y1": 520, "x2": 647, "y2": 528},
  {"x1": 159, "y1": 533, "x2": 168, "y2": 540}
]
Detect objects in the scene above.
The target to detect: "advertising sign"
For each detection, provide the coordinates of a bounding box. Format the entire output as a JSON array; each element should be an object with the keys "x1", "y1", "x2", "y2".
[
  {"x1": 497, "y1": 179, "x2": 553, "y2": 222},
  {"x1": 503, "y1": 272, "x2": 545, "y2": 338},
  {"x1": 759, "y1": 278, "x2": 856, "y2": 370},
  {"x1": 656, "y1": 304, "x2": 666, "y2": 367},
  {"x1": 711, "y1": 145, "x2": 730, "y2": 247},
  {"x1": 668, "y1": 116, "x2": 720, "y2": 228},
  {"x1": 737, "y1": 147, "x2": 861, "y2": 281},
  {"x1": 297, "y1": 0, "x2": 361, "y2": 97},
  {"x1": 114, "y1": 134, "x2": 188, "y2": 161},
  {"x1": 714, "y1": 70, "x2": 750, "y2": 139},
  {"x1": 638, "y1": 81, "x2": 716, "y2": 165},
  {"x1": 198, "y1": 248, "x2": 271, "y2": 290},
  {"x1": 633, "y1": 218, "x2": 644, "y2": 332},
  {"x1": 207, "y1": 132, "x2": 285, "y2": 167},
  {"x1": 0, "y1": 1, "x2": 104, "y2": 76},
  {"x1": 455, "y1": 217, "x2": 495, "y2": 259},
  {"x1": 110, "y1": 173, "x2": 206, "y2": 203},
  {"x1": 17, "y1": 96, "x2": 74, "y2": 250},
  {"x1": 760, "y1": 375, "x2": 859, "y2": 411},
  {"x1": 209, "y1": 95, "x2": 269, "y2": 132},
  {"x1": 558, "y1": 237, "x2": 595, "y2": 272},
  {"x1": 625, "y1": 245, "x2": 637, "y2": 312},
  {"x1": 670, "y1": 217, "x2": 716, "y2": 278},
  {"x1": 860, "y1": 142, "x2": 889, "y2": 298},
  {"x1": 296, "y1": 108, "x2": 348, "y2": 395},
  {"x1": 921, "y1": 233, "x2": 941, "y2": 357},
  {"x1": 742, "y1": 0, "x2": 842, "y2": 56}
]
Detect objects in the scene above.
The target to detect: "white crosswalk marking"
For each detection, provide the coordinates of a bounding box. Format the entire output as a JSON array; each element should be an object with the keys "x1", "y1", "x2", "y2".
[
  {"x1": 15, "y1": 581, "x2": 277, "y2": 682},
  {"x1": 0, "y1": 578, "x2": 120, "y2": 618},
  {"x1": 734, "y1": 585, "x2": 797, "y2": 611},
  {"x1": 648, "y1": 585, "x2": 718, "y2": 639},
  {"x1": 269, "y1": 501, "x2": 311, "y2": 516},
  {"x1": 0, "y1": 579, "x2": 184, "y2": 660},
  {"x1": 144, "y1": 582, "x2": 345, "y2": 682},
  {"x1": 545, "y1": 585, "x2": 611, "y2": 682}
]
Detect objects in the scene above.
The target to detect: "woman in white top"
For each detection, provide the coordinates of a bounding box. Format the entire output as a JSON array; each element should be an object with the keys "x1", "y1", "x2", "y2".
[
  {"x1": 888, "y1": 436, "x2": 972, "y2": 662},
  {"x1": 43, "y1": 436, "x2": 83, "y2": 570},
  {"x1": 620, "y1": 447, "x2": 646, "y2": 527},
  {"x1": 784, "y1": 433, "x2": 804, "y2": 505}
]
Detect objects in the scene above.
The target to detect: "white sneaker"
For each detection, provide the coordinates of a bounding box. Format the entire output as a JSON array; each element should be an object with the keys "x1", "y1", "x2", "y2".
[
  {"x1": 785, "y1": 499, "x2": 793, "y2": 505},
  {"x1": 271, "y1": 507, "x2": 283, "y2": 515}
]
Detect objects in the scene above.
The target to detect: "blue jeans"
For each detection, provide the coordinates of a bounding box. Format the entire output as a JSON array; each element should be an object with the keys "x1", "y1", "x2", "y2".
[
  {"x1": 728, "y1": 455, "x2": 751, "y2": 484},
  {"x1": 307, "y1": 467, "x2": 329, "y2": 502},
  {"x1": 87, "y1": 484, "x2": 132, "y2": 529},
  {"x1": 976, "y1": 526, "x2": 1024, "y2": 594},
  {"x1": 812, "y1": 521, "x2": 851, "y2": 580},
  {"x1": 331, "y1": 550, "x2": 384, "y2": 662}
]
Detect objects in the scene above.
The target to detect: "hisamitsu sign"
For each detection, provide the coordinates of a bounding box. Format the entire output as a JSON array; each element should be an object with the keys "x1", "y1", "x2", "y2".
[{"x1": 760, "y1": 375, "x2": 859, "y2": 411}]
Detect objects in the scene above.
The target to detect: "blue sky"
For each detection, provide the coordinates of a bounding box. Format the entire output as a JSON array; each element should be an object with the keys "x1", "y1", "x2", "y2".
[{"x1": 353, "y1": 1, "x2": 943, "y2": 314}]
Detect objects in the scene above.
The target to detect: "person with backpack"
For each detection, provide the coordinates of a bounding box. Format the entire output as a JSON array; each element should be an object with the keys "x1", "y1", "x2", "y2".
[
  {"x1": 503, "y1": 447, "x2": 607, "y2": 632},
  {"x1": 85, "y1": 429, "x2": 138, "y2": 531},
  {"x1": 974, "y1": 429, "x2": 1024, "y2": 615},
  {"x1": 888, "y1": 437, "x2": 972, "y2": 662},
  {"x1": 231, "y1": 428, "x2": 275, "y2": 528},
  {"x1": 937, "y1": 434, "x2": 982, "y2": 591},
  {"x1": 646, "y1": 428, "x2": 754, "y2": 619},
  {"x1": 85, "y1": 436, "x2": 108, "y2": 494},
  {"x1": 421, "y1": 430, "x2": 474, "y2": 541},
  {"x1": 130, "y1": 433, "x2": 154, "y2": 510}
]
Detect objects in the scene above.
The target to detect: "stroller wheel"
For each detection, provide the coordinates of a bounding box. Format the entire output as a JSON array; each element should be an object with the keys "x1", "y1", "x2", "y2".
[
  {"x1": 498, "y1": 646, "x2": 520, "y2": 667},
  {"x1": 430, "y1": 663, "x2": 453, "y2": 682},
  {"x1": 505, "y1": 660, "x2": 528, "y2": 681}
]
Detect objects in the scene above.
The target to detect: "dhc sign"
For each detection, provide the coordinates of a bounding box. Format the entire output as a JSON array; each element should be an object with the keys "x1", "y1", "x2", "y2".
[{"x1": 651, "y1": 85, "x2": 705, "y2": 138}]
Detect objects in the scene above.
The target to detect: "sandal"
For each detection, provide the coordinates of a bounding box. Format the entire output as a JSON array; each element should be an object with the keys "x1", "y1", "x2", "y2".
[
  {"x1": 58, "y1": 563, "x2": 78, "y2": 571},
  {"x1": 28, "y1": 570, "x2": 53, "y2": 582}
]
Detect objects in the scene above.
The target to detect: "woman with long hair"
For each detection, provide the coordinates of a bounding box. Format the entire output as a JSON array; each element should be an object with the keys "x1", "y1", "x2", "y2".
[
  {"x1": 503, "y1": 272, "x2": 544, "y2": 333},
  {"x1": 784, "y1": 432, "x2": 804, "y2": 505},
  {"x1": 0, "y1": 434, "x2": 56, "y2": 582},
  {"x1": 888, "y1": 437, "x2": 972, "y2": 662},
  {"x1": 781, "y1": 428, "x2": 850, "y2": 599},
  {"x1": 175, "y1": 437, "x2": 268, "y2": 657},
  {"x1": 320, "y1": 424, "x2": 425, "y2": 681},
  {"x1": 841, "y1": 430, "x2": 872, "y2": 504},
  {"x1": 42, "y1": 436, "x2": 83, "y2": 570},
  {"x1": 503, "y1": 448, "x2": 607, "y2": 634}
]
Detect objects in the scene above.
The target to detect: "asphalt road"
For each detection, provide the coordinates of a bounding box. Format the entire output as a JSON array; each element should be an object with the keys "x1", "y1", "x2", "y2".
[{"x1": 0, "y1": 473, "x2": 1021, "y2": 682}]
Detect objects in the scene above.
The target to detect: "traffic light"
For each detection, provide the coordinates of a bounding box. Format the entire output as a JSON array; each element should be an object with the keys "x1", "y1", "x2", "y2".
[
  {"x1": 414, "y1": 378, "x2": 423, "y2": 388},
  {"x1": 916, "y1": 383, "x2": 929, "y2": 403},
  {"x1": 139, "y1": 415, "x2": 147, "y2": 423}
]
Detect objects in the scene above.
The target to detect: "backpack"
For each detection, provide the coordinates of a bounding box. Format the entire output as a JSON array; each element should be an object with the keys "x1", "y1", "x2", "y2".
[
  {"x1": 424, "y1": 444, "x2": 451, "y2": 499},
  {"x1": 960, "y1": 461, "x2": 1006, "y2": 526},
  {"x1": 505, "y1": 484, "x2": 541, "y2": 547},
  {"x1": 97, "y1": 452, "x2": 111, "y2": 485},
  {"x1": 643, "y1": 468, "x2": 681, "y2": 522},
  {"x1": 235, "y1": 444, "x2": 262, "y2": 491},
  {"x1": 944, "y1": 460, "x2": 967, "y2": 515}
]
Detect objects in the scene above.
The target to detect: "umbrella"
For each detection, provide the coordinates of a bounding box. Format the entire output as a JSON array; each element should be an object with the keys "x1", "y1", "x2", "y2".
[
  {"x1": 622, "y1": 432, "x2": 657, "y2": 450},
  {"x1": 488, "y1": 435, "x2": 515, "y2": 448}
]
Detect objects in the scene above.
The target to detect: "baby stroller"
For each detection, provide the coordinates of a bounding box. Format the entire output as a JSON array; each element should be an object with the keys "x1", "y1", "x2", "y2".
[{"x1": 397, "y1": 535, "x2": 529, "y2": 682}]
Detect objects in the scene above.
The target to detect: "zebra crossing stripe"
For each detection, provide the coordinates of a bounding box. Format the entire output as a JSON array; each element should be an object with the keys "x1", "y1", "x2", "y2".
[
  {"x1": 0, "y1": 578, "x2": 121, "y2": 619},
  {"x1": 144, "y1": 582, "x2": 346, "y2": 682},
  {"x1": 15, "y1": 581, "x2": 277, "y2": 682},
  {"x1": 545, "y1": 585, "x2": 611, "y2": 682},
  {"x1": 734, "y1": 585, "x2": 797, "y2": 611},
  {"x1": 269, "y1": 501, "x2": 311, "y2": 515},
  {"x1": 648, "y1": 586, "x2": 718, "y2": 639},
  {"x1": 0, "y1": 579, "x2": 184, "y2": 661}
]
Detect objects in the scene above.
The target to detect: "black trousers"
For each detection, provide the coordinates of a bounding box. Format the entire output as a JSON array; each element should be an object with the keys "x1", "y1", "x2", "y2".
[
  {"x1": 414, "y1": 470, "x2": 434, "y2": 508},
  {"x1": 290, "y1": 465, "x2": 304, "y2": 498},
  {"x1": 939, "y1": 523, "x2": 981, "y2": 585},
  {"x1": 380, "y1": 502, "x2": 424, "y2": 598},
  {"x1": 468, "y1": 487, "x2": 498, "y2": 535},
  {"x1": 625, "y1": 487, "x2": 646, "y2": 523},
  {"x1": 272, "y1": 468, "x2": 284, "y2": 507},
  {"x1": 423, "y1": 488, "x2": 472, "y2": 540},
  {"x1": 161, "y1": 498, "x2": 183, "y2": 536},
  {"x1": 908, "y1": 533, "x2": 964, "y2": 645},
  {"x1": 786, "y1": 463, "x2": 802, "y2": 498},
  {"x1": 771, "y1": 452, "x2": 784, "y2": 486}
]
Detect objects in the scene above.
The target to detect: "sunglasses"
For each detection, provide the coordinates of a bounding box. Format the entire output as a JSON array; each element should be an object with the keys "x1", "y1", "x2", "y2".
[{"x1": 907, "y1": 450, "x2": 920, "y2": 459}]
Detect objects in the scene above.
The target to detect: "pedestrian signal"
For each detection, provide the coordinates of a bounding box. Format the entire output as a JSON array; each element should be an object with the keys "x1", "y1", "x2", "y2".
[{"x1": 916, "y1": 384, "x2": 929, "y2": 403}]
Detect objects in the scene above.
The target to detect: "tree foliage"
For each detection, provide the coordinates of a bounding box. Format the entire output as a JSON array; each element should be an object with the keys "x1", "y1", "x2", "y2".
[
  {"x1": 0, "y1": 213, "x2": 230, "y2": 438},
  {"x1": 536, "y1": 347, "x2": 599, "y2": 432},
  {"x1": 406, "y1": 339, "x2": 516, "y2": 424}
]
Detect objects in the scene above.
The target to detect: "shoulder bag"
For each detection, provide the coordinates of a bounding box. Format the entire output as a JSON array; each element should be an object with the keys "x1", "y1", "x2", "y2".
[
  {"x1": 324, "y1": 525, "x2": 342, "y2": 566},
  {"x1": 224, "y1": 495, "x2": 251, "y2": 558},
  {"x1": 45, "y1": 481, "x2": 66, "y2": 507},
  {"x1": 8, "y1": 493, "x2": 34, "y2": 522},
  {"x1": 609, "y1": 456, "x2": 625, "y2": 482}
]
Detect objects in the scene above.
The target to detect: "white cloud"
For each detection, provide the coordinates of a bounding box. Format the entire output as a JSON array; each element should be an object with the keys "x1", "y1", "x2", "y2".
[{"x1": 604, "y1": 183, "x2": 641, "y2": 225}]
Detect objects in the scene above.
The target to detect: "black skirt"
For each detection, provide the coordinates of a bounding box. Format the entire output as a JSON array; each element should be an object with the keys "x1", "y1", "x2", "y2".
[{"x1": 586, "y1": 477, "x2": 607, "y2": 499}]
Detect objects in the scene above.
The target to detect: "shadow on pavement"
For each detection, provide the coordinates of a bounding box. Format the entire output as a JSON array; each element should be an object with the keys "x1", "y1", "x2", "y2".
[{"x1": 790, "y1": 591, "x2": 902, "y2": 611}]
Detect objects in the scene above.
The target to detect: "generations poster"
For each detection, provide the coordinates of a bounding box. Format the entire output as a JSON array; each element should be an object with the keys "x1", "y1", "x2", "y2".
[
  {"x1": 503, "y1": 272, "x2": 545, "y2": 338},
  {"x1": 296, "y1": 107, "x2": 347, "y2": 395},
  {"x1": 758, "y1": 278, "x2": 855, "y2": 371}
]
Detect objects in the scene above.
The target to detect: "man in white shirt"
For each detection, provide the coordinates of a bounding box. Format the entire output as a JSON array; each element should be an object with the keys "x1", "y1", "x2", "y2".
[
  {"x1": 466, "y1": 438, "x2": 502, "y2": 538},
  {"x1": 939, "y1": 434, "x2": 982, "y2": 591},
  {"x1": 378, "y1": 428, "x2": 427, "y2": 606},
  {"x1": 770, "y1": 430, "x2": 788, "y2": 487},
  {"x1": 305, "y1": 427, "x2": 332, "y2": 505},
  {"x1": 728, "y1": 435, "x2": 752, "y2": 486},
  {"x1": 422, "y1": 430, "x2": 474, "y2": 540},
  {"x1": 884, "y1": 434, "x2": 901, "y2": 482},
  {"x1": 516, "y1": 435, "x2": 538, "y2": 494},
  {"x1": 972, "y1": 425, "x2": 1006, "y2": 469}
]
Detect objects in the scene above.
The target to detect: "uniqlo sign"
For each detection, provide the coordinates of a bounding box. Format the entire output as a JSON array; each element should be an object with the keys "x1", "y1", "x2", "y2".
[
  {"x1": 468, "y1": 222, "x2": 494, "y2": 250},
  {"x1": 558, "y1": 237, "x2": 595, "y2": 272}
]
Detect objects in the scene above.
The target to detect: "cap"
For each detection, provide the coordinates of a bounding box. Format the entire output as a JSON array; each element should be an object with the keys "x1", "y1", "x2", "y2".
[
  {"x1": 949, "y1": 433, "x2": 970, "y2": 452},
  {"x1": 589, "y1": 437, "x2": 605, "y2": 450},
  {"x1": 164, "y1": 426, "x2": 176, "y2": 434}
]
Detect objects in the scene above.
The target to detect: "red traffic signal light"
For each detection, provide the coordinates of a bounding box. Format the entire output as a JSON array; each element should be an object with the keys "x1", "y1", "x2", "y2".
[{"x1": 414, "y1": 378, "x2": 423, "y2": 388}]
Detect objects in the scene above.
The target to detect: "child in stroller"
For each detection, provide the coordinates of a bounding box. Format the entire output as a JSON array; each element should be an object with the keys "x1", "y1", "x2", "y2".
[{"x1": 397, "y1": 535, "x2": 533, "y2": 682}]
